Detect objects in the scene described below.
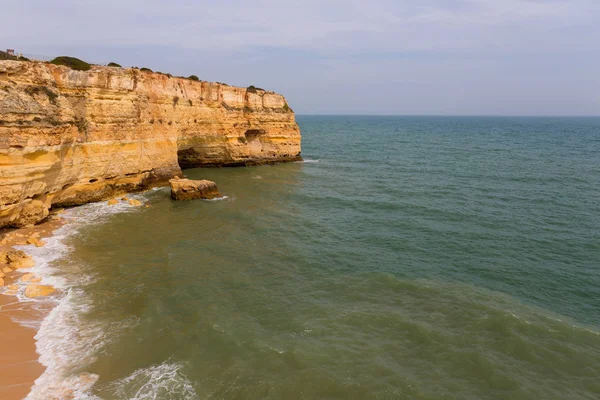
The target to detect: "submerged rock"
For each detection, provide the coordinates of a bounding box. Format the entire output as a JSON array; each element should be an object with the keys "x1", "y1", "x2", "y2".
[
  {"x1": 24, "y1": 284, "x2": 55, "y2": 298},
  {"x1": 169, "y1": 178, "x2": 221, "y2": 200},
  {"x1": 107, "y1": 199, "x2": 119, "y2": 205},
  {"x1": 5, "y1": 284, "x2": 19, "y2": 296},
  {"x1": 128, "y1": 199, "x2": 143, "y2": 207},
  {"x1": 20, "y1": 273, "x2": 42, "y2": 283}
]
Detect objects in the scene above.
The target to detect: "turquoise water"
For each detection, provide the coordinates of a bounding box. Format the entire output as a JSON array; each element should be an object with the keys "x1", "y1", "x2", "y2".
[{"x1": 31, "y1": 116, "x2": 600, "y2": 399}]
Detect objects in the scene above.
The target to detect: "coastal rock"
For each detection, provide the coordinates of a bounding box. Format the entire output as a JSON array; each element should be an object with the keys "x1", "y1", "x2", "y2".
[
  {"x1": 5, "y1": 284, "x2": 19, "y2": 295},
  {"x1": 0, "y1": 60, "x2": 302, "y2": 229},
  {"x1": 20, "y1": 273, "x2": 42, "y2": 283},
  {"x1": 2, "y1": 266, "x2": 13, "y2": 273},
  {"x1": 169, "y1": 179, "x2": 221, "y2": 200},
  {"x1": 24, "y1": 284, "x2": 55, "y2": 298},
  {"x1": 27, "y1": 235, "x2": 46, "y2": 247},
  {"x1": 128, "y1": 199, "x2": 143, "y2": 207},
  {"x1": 0, "y1": 277, "x2": 4, "y2": 286},
  {"x1": 108, "y1": 199, "x2": 119, "y2": 206},
  {"x1": 6, "y1": 250, "x2": 35, "y2": 269}
]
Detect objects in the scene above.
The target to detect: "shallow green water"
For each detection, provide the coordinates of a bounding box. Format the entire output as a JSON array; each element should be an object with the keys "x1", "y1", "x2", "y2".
[{"x1": 32, "y1": 116, "x2": 600, "y2": 399}]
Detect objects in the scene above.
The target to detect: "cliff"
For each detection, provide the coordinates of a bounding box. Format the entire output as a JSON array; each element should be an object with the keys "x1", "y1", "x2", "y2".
[{"x1": 0, "y1": 60, "x2": 301, "y2": 228}]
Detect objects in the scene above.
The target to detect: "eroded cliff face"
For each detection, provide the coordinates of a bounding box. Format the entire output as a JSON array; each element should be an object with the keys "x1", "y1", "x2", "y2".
[{"x1": 0, "y1": 60, "x2": 301, "y2": 228}]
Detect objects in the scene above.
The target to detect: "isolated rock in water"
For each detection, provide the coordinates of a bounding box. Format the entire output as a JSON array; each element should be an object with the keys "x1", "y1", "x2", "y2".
[
  {"x1": 6, "y1": 250, "x2": 35, "y2": 269},
  {"x1": 20, "y1": 273, "x2": 42, "y2": 283},
  {"x1": 128, "y1": 199, "x2": 143, "y2": 207},
  {"x1": 108, "y1": 199, "x2": 119, "y2": 205},
  {"x1": 27, "y1": 236, "x2": 46, "y2": 247},
  {"x1": 169, "y1": 179, "x2": 221, "y2": 200},
  {"x1": 24, "y1": 284, "x2": 55, "y2": 298},
  {"x1": 121, "y1": 197, "x2": 129, "y2": 201}
]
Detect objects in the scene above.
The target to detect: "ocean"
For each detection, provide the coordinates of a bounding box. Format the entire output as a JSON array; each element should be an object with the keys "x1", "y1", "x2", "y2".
[{"x1": 22, "y1": 116, "x2": 600, "y2": 399}]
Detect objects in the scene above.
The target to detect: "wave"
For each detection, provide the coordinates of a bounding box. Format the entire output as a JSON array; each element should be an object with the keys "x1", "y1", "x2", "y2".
[
  {"x1": 295, "y1": 159, "x2": 320, "y2": 163},
  {"x1": 205, "y1": 195, "x2": 230, "y2": 202},
  {"x1": 109, "y1": 361, "x2": 198, "y2": 400},
  {"x1": 15, "y1": 200, "x2": 143, "y2": 399}
]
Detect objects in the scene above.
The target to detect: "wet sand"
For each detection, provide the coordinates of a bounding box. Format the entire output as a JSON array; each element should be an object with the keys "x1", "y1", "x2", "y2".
[
  {"x1": 0, "y1": 215, "x2": 65, "y2": 399},
  {"x1": 0, "y1": 295, "x2": 45, "y2": 400}
]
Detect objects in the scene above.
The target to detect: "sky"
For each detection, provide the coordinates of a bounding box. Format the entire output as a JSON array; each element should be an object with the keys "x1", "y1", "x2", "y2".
[{"x1": 2, "y1": 0, "x2": 599, "y2": 115}]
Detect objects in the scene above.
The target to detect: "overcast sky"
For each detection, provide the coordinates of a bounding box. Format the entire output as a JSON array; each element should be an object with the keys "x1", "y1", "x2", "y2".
[{"x1": 2, "y1": 0, "x2": 599, "y2": 115}]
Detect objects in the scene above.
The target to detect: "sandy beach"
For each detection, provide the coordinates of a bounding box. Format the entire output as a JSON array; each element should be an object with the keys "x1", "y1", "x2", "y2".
[
  {"x1": 0, "y1": 216, "x2": 65, "y2": 400},
  {"x1": 0, "y1": 295, "x2": 45, "y2": 399}
]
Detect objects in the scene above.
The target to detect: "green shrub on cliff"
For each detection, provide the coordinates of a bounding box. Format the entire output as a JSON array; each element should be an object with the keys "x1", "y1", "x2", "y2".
[
  {"x1": 188, "y1": 75, "x2": 200, "y2": 81},
  {"x1": 0, "y1": 51, "x2": 28, "y2": 61},
  {"x1": 50, "y1": 56, "x2": 91, "y2": 71},
  {"x1": 140, "y1": 67, "x2": 153, "y2": 73},
  {"x1": 107, "y1": 62, "x2": 122, "y2": 67},
  {"x1": 247, "y1": 85, "x2": 265, "y2": 93}
]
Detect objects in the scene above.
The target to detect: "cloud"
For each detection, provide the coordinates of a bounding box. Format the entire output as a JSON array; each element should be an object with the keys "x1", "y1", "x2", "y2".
[
  {"x1": 4, "y1": 0, "x2": 599, "y2": 53},
  {"x1": 1, "y1": 0, "x2": 599, "y2": 114}
]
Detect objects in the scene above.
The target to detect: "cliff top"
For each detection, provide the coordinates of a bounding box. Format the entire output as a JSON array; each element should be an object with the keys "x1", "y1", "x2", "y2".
[{"x1": 0, "y1": 58, "x2": 277, "y2": 96}]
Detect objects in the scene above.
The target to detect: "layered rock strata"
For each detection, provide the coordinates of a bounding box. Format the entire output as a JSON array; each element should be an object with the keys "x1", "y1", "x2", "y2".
[
  {"x1": 170, "y1": 178, "x2": 220, "y2": 200},
  {"x1": 0, "y1": 61, "x2": 301, "y2": 228}
]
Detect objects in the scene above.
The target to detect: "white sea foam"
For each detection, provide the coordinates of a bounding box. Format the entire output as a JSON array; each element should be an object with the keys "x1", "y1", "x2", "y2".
[
  {"x1": 14, "y1": 200, "x2": 142, "y2": 399},
  {"x1": 110, "y1": 361, "x2": 198, "y2": 400},
  {"x1": 296, "y1": 159, "x2": 320, "y2": 163},
  {"x1": 206, "y1": 195, "x2": 230, "y2": 202},
  {"x1": 9, "y1": 195, "x2": 205, "y2": 399}
]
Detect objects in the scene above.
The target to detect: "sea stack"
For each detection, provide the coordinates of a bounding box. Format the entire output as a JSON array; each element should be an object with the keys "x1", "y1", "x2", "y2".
[
  {"x1": 0, "y1": 60, "x2": 301, "y2": 229},
  {"x1": 169, "y1": 178, "x2": 221, "y2": 200}
]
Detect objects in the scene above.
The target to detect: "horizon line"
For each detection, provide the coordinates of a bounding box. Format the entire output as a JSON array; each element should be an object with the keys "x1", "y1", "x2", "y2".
[{"x1": 295, "y1": 114, "x2": 600, "y2": 118}]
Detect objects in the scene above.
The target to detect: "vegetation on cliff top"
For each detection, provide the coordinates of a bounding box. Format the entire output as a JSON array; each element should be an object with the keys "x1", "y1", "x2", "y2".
[
  {"x1": 247, "y1": 85, "x2": 265, "y2": 93},
  {"x1": 14, "y1": 56, "x2": 291, "y2": 112},
  {"x1": 1, "y1": 51, "x2": 20, "y2": 61},
  {"x1": 0, "y1": 51, "x2": 30, "y2": 62},
  {"x1": 50, "y1": 56, "x2": 91, "y2": 71}
]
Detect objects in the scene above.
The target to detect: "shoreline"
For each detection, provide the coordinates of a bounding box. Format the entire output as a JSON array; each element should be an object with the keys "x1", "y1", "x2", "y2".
[
  {"x1": 0, "y1": 214, "x2": 66, "y2": 400},
  {"x1": 0, "y1": 193, "x2": 155, "y2": 399},
  {"x1": 0, "y1": 295, "x2": 46, "y2": 399}
]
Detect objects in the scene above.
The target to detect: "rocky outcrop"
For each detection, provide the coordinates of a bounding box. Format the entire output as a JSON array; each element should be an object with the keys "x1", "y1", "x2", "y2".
[
  {"x1": 24, "y1": 283, "x2": 55, "y2": 298},
  {"x1": 0, "y1": 60, "x2": 301, "y2": 228},
  {"x1": 170, "y1": 178, "x2": 221, "y2": 200},
  {"x1": 1, "y1": 249, "x2": 35, "y2": 269}
]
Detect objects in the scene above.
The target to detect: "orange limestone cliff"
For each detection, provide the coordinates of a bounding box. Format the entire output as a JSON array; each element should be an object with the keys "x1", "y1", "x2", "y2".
[{"x1": 0, "y1": 60, "x2": 301, "y2": 228}]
